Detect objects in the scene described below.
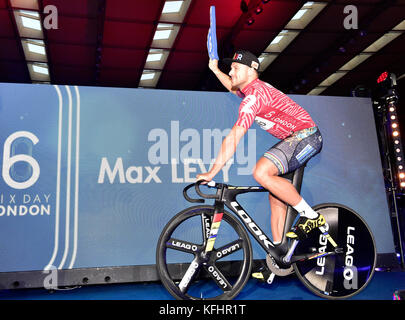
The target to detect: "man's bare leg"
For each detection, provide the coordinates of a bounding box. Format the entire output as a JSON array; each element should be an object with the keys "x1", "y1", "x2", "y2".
[
  {"x1": 269, "y1": 194, "x2": 287, "y2": 243},
  {"x1": 253, "y1": 157, "x2": 321, "y2": 242}
]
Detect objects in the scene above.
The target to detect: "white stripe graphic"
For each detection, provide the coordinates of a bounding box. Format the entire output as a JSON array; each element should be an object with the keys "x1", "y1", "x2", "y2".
[
  {"x1": 58, "y1": 86, "x2": 73, "y2": 270},
  {"x1": 68, "y1": 86, "x2": 80, "y2": 269},
  {"x1": 44, "y1": 85, "x2": 63, "y2": 271}
]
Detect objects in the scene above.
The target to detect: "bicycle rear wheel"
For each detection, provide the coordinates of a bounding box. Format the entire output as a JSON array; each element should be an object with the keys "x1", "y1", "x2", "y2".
[
  {"x1": 156, "y1": 205, "x2": 253, "y2": 300},
  {"x1": 293, "y1": 203, "x2": 377, "y2": 299}
]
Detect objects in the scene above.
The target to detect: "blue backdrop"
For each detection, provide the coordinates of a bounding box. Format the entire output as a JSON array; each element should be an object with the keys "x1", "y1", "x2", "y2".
[{"x1": 0, "y1": 83, "x2": 394, "y2": 272}]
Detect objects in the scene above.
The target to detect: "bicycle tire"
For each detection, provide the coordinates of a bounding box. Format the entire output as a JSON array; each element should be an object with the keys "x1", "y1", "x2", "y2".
[
  {"x1": 293, "y1": 203, "x2": 377, "y2": 299},
  {"x1": 156, "y1": 205, "x2": 253, "y2": 300}
]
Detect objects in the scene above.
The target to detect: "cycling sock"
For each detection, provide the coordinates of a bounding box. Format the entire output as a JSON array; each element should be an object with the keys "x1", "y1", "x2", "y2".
[{"x1": 293, "y1": 198, "x2": 318, "y2": 219}]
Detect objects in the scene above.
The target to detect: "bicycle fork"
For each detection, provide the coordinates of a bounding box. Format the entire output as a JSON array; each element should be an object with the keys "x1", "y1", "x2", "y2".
[{"x1": 205, "y1": 210, "x2": 224, "y2": 253}]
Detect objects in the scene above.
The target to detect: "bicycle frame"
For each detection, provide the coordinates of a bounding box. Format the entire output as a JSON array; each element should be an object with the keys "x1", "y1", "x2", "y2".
[
  {"x1": 205, "y1": 184, "x2": 299, "y2": 266},
  {"x1": 223, "y1": 186, "x2": 296, "y2": 258},
  {"x1": 186, "y1": 166, "x2": 307, "y2": 265}
]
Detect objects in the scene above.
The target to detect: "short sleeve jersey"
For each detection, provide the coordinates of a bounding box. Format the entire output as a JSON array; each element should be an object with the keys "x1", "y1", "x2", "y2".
[{"x1": 235, "y1": 79, "x2": 316, "y2": 140}]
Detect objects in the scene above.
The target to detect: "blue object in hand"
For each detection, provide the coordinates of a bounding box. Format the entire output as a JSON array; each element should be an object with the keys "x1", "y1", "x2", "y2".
[{"x1": 207, "y1": 6, "x2": 219, "y2": 60}]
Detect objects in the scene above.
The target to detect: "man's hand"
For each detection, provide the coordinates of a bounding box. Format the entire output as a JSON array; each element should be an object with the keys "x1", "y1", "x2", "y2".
[{"x1": 196, "y1": 172, "x2": 215, "y2": 184}]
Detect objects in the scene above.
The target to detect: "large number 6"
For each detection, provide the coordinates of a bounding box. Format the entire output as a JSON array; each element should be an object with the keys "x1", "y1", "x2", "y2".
[{"x1": 2, "y1": 131, "x2": 40, "y2": 189}]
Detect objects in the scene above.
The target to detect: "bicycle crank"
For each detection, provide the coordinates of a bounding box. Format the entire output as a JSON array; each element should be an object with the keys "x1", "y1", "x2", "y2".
[{"x1": 289, "y1": 248, "x2": 343, "y2": 264}]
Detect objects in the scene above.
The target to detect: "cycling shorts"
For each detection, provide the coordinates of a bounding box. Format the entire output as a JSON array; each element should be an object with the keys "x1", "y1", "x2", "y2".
[{"x1": 263, "y1": 126, "x2": 322, "y2": 175}]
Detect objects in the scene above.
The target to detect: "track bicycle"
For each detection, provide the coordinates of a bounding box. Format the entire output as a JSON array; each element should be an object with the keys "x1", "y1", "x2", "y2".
[{"x1": 156, "y1": 165, "x2": 377, "y2": 300}]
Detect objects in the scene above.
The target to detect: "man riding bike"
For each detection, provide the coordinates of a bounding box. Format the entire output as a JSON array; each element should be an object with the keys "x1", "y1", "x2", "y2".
[{"x1": 196, "y1": 50, "x2": 325, "y2": 262}]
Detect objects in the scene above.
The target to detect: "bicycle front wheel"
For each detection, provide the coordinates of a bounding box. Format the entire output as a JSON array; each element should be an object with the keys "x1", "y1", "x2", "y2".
[
  {"x1": 293, "y1": 203, "x2": 377, "y2": 299},
  {"x1": 156, "y1": 205, "x2": 253, "y2": 300}
]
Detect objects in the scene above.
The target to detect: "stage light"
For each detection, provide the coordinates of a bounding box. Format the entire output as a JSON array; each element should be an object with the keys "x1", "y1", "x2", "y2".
[
  {"x1": 270, "y1": 30, "x2": 289, "y2": 45},
  {"x1": 255, "y1": 6, "x2": 263, "y2": 14},
  {"x1": 27, "y1": 41, "x2": 46, "y2": 55},
  {"x1": 141, "y1": 72, "x2": 155, "y2": 81},
  {"x1": 147, "y1": 52, "x2": 163, "y2": 62},
  {"x1": 153, "y1": 24, "x2": 173, "y2": 40},
  {"x1": 162, "y1": 1, "x2": 183, "y2": 14},
  {"x1": 154, "y1": 30, "x2": 171, "y2": 40},
  {"x1": 32, "y1": 64, "x2": 48, "y2": 75},
  {"x1": 21, "y1": 15, "x2": 42, "y2": 31},
  {"x1": 246, "y1": 17, "x2": 255, "y2": 25},
  {"x1": 373, "y1": 70, "x2": 405, "y2": 267},
  {"x1": 292, "y1": 9, "x2": 308, "y2": 21}
]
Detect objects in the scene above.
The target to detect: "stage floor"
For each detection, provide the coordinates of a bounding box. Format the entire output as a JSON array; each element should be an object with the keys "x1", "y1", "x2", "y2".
[{"x1": 0, "y1": 270, "x2": 404, "y2": 300}]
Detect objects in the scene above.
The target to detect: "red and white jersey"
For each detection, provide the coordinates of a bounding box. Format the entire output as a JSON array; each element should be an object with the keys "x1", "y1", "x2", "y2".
[{"x1": 235, "y1": 79, "x2": 316, "y2": 140}]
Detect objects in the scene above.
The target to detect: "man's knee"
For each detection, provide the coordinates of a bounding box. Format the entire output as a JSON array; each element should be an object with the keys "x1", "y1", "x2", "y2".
[
  {"x1": 252, "y1": 167, "x2": 265, "y2": 184},
  {"x1": 253, "y1": 158, "x2": 279, "y2": 184}
]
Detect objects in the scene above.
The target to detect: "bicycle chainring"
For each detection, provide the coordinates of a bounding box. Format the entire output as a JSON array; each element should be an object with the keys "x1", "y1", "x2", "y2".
[{"x1": 266, "y1": 254, "x2": 294, "y2": 276}]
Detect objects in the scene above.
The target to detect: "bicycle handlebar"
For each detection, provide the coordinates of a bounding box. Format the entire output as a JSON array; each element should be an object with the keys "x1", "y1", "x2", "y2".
[
  {"x1": 183, "y1": 180, "x2": 219, "y2": 203},
  {"x1": 183, "y1": 183, "x2": 204, "y2": 203}
]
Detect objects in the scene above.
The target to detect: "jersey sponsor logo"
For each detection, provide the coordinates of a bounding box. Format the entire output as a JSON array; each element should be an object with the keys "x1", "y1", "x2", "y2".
[
  {"x1": 254, "y1": 116, "x2": 275, "y2": 130},
  {"x1": 272, "y1": 117, "x2": 297, "y2": 130},
  {"x1": 264, "y1": 111, "x2": 275, "y2": 118}
]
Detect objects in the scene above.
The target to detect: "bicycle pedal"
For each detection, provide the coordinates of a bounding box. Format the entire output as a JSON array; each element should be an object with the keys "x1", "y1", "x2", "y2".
[
  {"x1": 252, "y1": 272, "x2": 265, "y2": 280},
  {"x1": 335, "y1": 247, "x2": 344, "y2": 254},
  {"x1": 252, "y1": 270, "x2": 275, "y2": 285},
  {"x1": 267, "y1": 272, "x2": 275, "y2": 285}
]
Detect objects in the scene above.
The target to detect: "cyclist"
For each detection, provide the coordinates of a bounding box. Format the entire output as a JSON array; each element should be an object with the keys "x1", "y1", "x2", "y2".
[{"x1": 196, "y1": 50, "x2": 325, "y2": 249}]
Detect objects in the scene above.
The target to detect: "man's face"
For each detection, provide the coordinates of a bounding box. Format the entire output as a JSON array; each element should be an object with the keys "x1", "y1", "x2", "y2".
[{"x1": 229, "y1": 62, "x2": 250, "y2": 88}]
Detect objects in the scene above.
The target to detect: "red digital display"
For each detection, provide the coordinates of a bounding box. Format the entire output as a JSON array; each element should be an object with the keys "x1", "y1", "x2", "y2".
[{"x1": 377, "y1": 71, "x2": 388, "y2": 84}]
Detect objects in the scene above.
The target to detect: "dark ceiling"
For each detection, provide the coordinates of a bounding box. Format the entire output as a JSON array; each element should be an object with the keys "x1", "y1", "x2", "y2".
[{"x1": 0, "y1": 0, "x2": 404, "y2": 98}]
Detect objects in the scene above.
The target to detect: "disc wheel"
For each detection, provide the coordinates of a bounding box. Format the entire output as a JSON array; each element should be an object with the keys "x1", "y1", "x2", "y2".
[
  {"x1": 156, "y1": 205, "x2": 253, "y2": 300},
  {"x1": 293, "y1": 203, "x2": 377, "y2": 299}
]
